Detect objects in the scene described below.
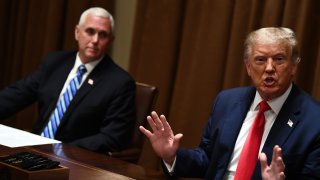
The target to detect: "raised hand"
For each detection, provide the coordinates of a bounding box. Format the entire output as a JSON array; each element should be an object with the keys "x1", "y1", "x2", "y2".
[
  {"x1": 260, "y1": 145, "x2": 285, "y2": 180},
  {"x1": 139, "y1": 111, "x2": 183, "y2": 165}
]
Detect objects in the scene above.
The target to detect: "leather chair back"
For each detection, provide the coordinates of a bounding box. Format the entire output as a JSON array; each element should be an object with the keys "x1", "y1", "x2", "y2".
[
  {"x1": 132, "y1": 82, "x2": 158, "y2": 149},
  {"x1": 108, "y1": 82, "x2": 158, "y2": 163}
]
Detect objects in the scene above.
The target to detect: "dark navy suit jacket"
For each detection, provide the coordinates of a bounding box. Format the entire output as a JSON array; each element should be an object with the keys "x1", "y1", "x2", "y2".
[
  {"x1": 0, "y1": 51, "x2": 136, "y2": 153},
  {"x1": 171, "y1": 85, "x2": 320, "y2": 179}
]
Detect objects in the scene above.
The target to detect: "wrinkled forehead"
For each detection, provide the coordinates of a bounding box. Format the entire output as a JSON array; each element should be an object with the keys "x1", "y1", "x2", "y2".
[
  {"x1": 80, "y1": 15, "x2": 112, "y2": 31},
  {"x1": 252, "y1": 41, "x2": 291, "y2": 52},
  {"x1": 79, "y1": 12, "x2": 114, "y2": 33},
  {"x1": 248, "y1": 41, "x2": 292, "y2": 58}
]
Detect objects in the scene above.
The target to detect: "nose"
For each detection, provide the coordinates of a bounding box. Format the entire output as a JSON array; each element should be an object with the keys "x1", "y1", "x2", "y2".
[
  {"x1": 265, "y1": 58, "x2": 274, "y2": 72},
  {"x1": 92, "y1": 33, "x2": 99, "y2": 43}
]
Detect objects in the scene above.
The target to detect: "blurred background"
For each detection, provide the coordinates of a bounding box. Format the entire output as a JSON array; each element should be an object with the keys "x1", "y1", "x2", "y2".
[{"x1": 0, "y1": 0, "x2": 319, "y2": 170}]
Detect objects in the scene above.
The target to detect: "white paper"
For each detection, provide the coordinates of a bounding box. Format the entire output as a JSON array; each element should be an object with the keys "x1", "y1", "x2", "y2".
[{"x1": 0, "y1": 124, "x2": 61, "y2": 147}]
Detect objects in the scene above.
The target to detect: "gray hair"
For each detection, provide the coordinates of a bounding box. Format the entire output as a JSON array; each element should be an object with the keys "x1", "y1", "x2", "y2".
[
  {"x1": 244, "y1": 27, "x2": 300, "y2": 63},
  {"x1": 78, "y1": 7, "x2": 114, "y2": 32}
]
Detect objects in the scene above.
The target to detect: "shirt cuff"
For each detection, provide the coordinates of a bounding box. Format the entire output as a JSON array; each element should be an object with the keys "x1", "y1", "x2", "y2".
[{"x1": 163, "y1": 156, "x2": 177, "y2": 174}]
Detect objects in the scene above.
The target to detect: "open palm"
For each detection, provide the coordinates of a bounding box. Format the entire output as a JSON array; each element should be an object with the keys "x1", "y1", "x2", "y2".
[{"x1": 139, "y1": 111, "x2": 183, "y2": 165}]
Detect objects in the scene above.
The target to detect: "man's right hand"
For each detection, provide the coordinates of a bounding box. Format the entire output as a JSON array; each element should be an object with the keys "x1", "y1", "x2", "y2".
[{"x1": 139, "y1": 111, "x2": 183, "y2": 165}]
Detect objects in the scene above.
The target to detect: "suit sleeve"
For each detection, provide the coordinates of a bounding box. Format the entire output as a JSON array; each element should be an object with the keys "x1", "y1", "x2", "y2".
[
  {"x1": 0, "y1": 63, "x2": 43, "y2": 120},
  {"x1": 299, "y1": 136, "x2": 320, "y2": 179}
]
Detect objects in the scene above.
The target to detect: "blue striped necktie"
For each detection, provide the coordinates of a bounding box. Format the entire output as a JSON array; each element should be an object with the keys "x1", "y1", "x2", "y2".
[{"x1": 41, "y1": 64, "x2": 87, "y2": 139}]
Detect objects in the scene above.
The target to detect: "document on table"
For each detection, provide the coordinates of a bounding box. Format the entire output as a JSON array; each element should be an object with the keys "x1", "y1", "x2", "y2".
[{"x1": 0, "y1": 124, "x2": 61, "y2": 147}]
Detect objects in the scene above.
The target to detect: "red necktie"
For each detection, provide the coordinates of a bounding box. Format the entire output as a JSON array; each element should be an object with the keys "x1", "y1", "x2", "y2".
[{"x1": 234, "y1": 100, "x2": 271, "y2": 180}]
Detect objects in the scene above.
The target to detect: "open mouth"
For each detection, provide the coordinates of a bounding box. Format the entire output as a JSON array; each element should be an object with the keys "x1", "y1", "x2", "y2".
[{"x1": 264, "y1": 77, "x2": 275, "y2": 86}]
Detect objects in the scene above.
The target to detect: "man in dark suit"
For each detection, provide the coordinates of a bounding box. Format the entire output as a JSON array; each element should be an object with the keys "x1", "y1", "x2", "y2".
[
  {"x1": 140, "y1": 27, "x2": 320, "y2": 179},
  {"x1": 0, "y1": 7, "x2": 136, "y2": 153}
]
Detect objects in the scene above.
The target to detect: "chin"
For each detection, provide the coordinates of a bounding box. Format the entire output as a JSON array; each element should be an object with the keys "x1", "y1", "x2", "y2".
[
  {"x1": 264, "y1": 91, "x2": 283, "y2": 100},
  {"x1": 259, "y1": 87, "x2": 277, "y2": 99},
  {"x1": 86, "y1": 54, "x2": 100, "y2": 60}
]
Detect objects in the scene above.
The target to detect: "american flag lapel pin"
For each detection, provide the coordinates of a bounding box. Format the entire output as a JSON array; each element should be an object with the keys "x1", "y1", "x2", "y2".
[
  {"x1": 88, "y1": 79, "x2": 94, "y2": 85},
  {"x1": 287, "y1": 119, "x2": 293, "y2": 127}
]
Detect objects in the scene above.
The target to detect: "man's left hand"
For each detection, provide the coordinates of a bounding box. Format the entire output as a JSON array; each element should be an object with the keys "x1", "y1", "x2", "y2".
[{"x1": 260, "y1": 145, "x2": 285, "y2": 180}]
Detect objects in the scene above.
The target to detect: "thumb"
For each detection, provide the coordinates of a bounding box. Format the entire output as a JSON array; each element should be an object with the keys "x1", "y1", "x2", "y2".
[{"x1": 173, "y1": 133, "x2": 183, "y2": 148}]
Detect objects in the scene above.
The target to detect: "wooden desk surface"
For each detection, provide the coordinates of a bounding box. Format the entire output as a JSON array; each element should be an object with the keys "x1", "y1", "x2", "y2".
[{"x1": 0, "y1": 143, "x2": 166, "y2": 180}]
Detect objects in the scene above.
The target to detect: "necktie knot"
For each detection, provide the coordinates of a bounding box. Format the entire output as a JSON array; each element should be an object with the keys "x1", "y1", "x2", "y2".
[
  {"x1": 259, "y1": 100, "x2": 271, "y2": 113},
  {"x1": 78, "y1": 65, "x2": 87, "y2": 76}
]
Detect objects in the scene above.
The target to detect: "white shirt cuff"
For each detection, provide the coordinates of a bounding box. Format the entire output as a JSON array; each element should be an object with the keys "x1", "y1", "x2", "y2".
[{"x1": 163, "y1": 156, "x2": 177, "y2": 174}]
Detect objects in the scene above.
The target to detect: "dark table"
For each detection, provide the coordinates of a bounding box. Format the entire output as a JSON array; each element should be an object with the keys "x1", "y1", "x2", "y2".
[{"x1": 0, "y1": 143, "x2": 166, "y2": 180}]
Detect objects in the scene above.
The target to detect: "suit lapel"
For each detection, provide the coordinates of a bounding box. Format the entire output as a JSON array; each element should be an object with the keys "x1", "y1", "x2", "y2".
[
  {"x1": 60, "y1": 57, "x2": 109, "y2": 120},
  {"x1": 217, "y1": 87, "x2": 256, "y2": 170},
  {"x1": 42, "y1": 56, "x2": 76, "y2": 123},
  {"x1": 261, "y1": 85, "x2": 301, "y2": 157},
  {"x1": 220, "y1": 101, "x2": 251, "y2": 150},
  {"x1": 252, "y1": 85, "x2": 301, "y2": 178}
]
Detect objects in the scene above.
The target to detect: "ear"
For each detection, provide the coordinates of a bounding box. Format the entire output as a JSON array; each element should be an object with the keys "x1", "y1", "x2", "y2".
[
  {"x1": 106, "y1": 35, "x2": 115, "y2": 50},
  {"x1": 245, "y1": 59, "x2": 251, "y2": 76},
  {"x1": 110, "y1": 35, "x2": 115, "y2": 44},
  {"x1": 291, "y1": 62, "x2": 298, "y2": 76},
  {"x1": 74, "y1": 25, "x2": 80, "y2": 41}
]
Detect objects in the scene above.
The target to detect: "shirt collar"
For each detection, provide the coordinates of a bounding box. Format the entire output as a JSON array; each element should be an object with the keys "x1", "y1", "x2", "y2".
[
  {"x1": 251, "y1": 83, "x2": 292, "y2": 115},
  {"x1": 74, "y1": 53, "x2": 103, "y2": 73}
]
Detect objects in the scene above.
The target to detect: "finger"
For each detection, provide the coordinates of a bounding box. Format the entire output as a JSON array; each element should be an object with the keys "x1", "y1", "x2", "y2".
[
  {"x1": 160, "y1": 115, "x2": 175, "y2": 138},
  {"x1": 151, "y1": 111, "x2": 164, "y2": 130},
  {"x1": 272, "y1": 145, "x2": 280, "y2": 163},
  {"x1": 161, "y1": 116, "x2": 172, "y2": 131},
  {"x1": 139, "y1": 126, "x2": 153, "y2": 138},
  {"x1": 259, "y1": 152, "x2": 268, "y2": 172},
  {"x1": 275, "y1": 156, "x2": 285, "y2": 172},
  {"x1": 273, "y1": 146, "x2": 285, "y2": 174},
  {"x1": 279, "y1": 172, "x2": 285, "y2": 180},
  {"x1": 159, "y1": 114, "x2": 170, "y2": 130},
  {"x1": 146, "y1": 115, "x2": 158, "y2": 132},
  {"x1": 274, "y1": 145, "x2": 282, "y2": 156},
  {"x1": 276, "y1": 156, "x2": 285, "y2": 172},
  {"x1": 274, "y1": 145, "x2": 284, "y2": 168},
  {"x1": 272, "y1": 145, "x2": 277, "y2": 163},
  {"x1": 276, "y1": 146, "x2": 282, "y2": 159}
]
